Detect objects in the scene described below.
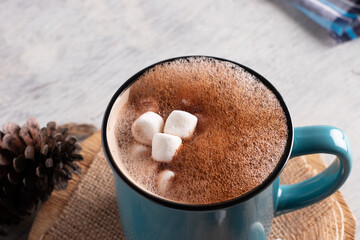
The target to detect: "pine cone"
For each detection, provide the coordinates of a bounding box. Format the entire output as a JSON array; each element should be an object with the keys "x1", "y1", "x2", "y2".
[{"x1": 0, "y1": 118, "x2": 83, "y2": 225}]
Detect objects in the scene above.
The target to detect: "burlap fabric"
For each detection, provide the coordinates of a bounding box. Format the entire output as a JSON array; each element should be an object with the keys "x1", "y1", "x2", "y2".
[{"x1": 43, "y1": 152, "x2": 355, "y2": 240}]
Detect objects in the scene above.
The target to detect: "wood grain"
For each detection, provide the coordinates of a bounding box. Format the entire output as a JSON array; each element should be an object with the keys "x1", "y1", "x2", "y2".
[{"x1": 28, "y1": 131, "x2": 101, "y2": 240}]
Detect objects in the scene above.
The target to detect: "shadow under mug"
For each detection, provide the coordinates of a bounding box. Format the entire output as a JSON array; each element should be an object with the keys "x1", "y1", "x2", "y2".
[{"x1": 102, "y1": 56, "x2": 352, "y2": 240}]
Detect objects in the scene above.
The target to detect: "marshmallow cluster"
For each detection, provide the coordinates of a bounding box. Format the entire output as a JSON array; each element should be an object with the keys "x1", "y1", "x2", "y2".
[
  {"x1": 131, "y1": 110, "x2": 198, "y2": 162},
  {"x1": 130, "y1": 109, "x2": 198, "y2": 193}
]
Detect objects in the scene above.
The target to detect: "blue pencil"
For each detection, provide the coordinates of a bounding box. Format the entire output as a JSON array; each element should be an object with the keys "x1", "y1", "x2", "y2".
[{"x1": 289, "y1": 0, "x2": 360, "y2": 42}]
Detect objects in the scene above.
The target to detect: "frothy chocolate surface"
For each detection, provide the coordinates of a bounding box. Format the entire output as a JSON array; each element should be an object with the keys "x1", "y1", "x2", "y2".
[{"x1": 114, "y1": 57, "x2": 288, "y2": 204}]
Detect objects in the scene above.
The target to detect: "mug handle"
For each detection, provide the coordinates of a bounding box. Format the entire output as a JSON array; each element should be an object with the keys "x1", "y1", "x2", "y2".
[{"x1": 276, "y1": 126, "x2": 352, "y2": 215}]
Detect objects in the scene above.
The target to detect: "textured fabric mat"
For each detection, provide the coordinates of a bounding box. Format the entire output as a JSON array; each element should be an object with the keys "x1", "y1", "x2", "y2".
[
  {"x1": 43, "y1": 151, "x2": 123, "y2": 240},
  {"x1": 42, "y1": 152, "x2": 355, "y2": 240}
]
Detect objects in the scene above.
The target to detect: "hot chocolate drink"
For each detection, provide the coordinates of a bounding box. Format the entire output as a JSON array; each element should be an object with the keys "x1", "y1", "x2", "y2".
[{"x1": 113, "y1": 57, "x2": 288, "y2": 204}]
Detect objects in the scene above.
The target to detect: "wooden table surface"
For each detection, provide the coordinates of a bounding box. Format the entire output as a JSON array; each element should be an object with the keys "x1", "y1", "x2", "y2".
[{"x1": 1, "y1": 0, "x2": 359, "y2": 238}]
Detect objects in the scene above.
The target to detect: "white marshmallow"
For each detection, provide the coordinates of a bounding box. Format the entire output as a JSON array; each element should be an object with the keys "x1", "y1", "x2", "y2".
[
  {"x1": 152, "y1": 133, "x2": 182, "y2": 162},
  {"x1": 157, "y1": 170, "x2": 175, "y2": 193},
  {"x1": 131, "y1": 112, "x2": 164, "y2": 145},
  {"x1": 130, "y1": 143, "x2": 149, "y2": 159},
  {"x1": 164, "y1": 110, "x2": 198, "y2": 139},
  {"x1": 143, "y1": 160, "x2": 158, "y2": 176}
]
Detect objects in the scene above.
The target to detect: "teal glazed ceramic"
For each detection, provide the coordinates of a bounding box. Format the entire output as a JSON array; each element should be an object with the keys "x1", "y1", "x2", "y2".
[{"x1": 102, "y1": 56, "x2": 352, "y2": 240}]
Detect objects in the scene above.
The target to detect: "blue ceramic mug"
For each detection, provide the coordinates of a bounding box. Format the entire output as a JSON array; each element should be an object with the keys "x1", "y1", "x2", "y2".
[{"x1": 102, "y1": 56, "x2": 352, "y2": 240}]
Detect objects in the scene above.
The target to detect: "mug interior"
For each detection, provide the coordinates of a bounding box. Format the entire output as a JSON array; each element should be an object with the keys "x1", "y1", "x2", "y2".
[{"x1": 102, "y1": 56, "x2": 294, "y2": 211}]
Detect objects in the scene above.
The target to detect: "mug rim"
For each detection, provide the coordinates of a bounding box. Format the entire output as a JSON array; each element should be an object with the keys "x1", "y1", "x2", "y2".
[{"x1": 101, "y1": 55, "x2": 294, "y2": 211}]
